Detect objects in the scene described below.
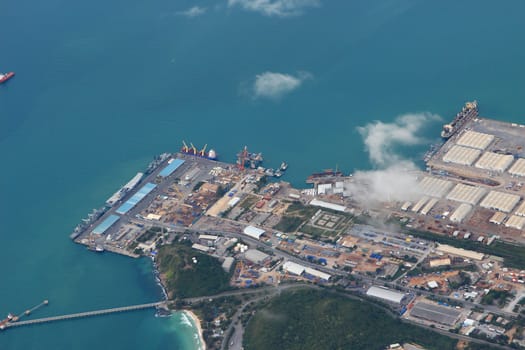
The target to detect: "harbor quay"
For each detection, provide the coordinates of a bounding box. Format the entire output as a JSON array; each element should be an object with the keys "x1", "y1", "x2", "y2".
[{"x1": 62, "y1": 102, "x2": 525, "y2": 348}]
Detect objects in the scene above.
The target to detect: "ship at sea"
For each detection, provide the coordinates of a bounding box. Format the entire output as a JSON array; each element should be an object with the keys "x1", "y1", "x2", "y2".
[
  {"x1": 441, "y1": 101, "x2": 478, "y2": 139},
  {"x1": 180, "y1": 141, "x2": 217, "y2": 160},
  {"x1": 0, "y1": 72, "x2": 15, "y2": 84}
]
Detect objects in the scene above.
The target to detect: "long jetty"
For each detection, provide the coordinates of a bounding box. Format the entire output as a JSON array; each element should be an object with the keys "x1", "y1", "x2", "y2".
[{"x1": 3, "y1": 302, "x2": 164, "y2": 330}]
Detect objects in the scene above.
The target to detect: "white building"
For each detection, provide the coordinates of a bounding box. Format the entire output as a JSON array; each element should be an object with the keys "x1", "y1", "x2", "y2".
[
  {"x1": 243, "y1": 226, "x2": 265, "y2": 240},
  {"x1": 366, "y1": 286, "x2": 404, "y2": 304}
]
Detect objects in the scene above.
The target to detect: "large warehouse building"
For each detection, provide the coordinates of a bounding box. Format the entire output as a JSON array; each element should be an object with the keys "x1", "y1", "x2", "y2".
[
  {"x1": 479, "y1": 191, "x2": 520, "y2": 213},
  {"x1": 446, "y1": 183, "x2": 486, "y2": 205},
  {"x1": 366, "y1": 286, "x2": 405, "y2": 304},
  {"x1": 475, "y1": 152, "x2": 514, "y2": 172},
  {"x1": 418, "y1": 177, "x2": 453, "y2": 198},
  {"x1": 508, "y1": 158, "x2": 525, "y2": 177},
  {"x1": 456, "y1": 130, "x2": 494, "y2": 150},
  {"x1": 410, "y1": 302, "x2": 462, "y2": 326},
  {"x1": 449, "y1": 203, "x2": 472, "y2": 223},
  {"x1": 442, "y1": 145, "x2": 481, "y2": 166}
]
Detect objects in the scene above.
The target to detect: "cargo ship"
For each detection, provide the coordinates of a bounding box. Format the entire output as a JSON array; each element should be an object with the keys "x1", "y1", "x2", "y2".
[
  {"x1": 306, "y1": 169, "x2": 343, "y2": 183},
  {"x1": 180, "y1": 141, "x2": 217, "y2": 160},
  {"x1": 441, "y1": 101, "x2": 478, "y2": 139},
  {"x1": 0, "y1": 72, "x2": 15, "y2": 84}
]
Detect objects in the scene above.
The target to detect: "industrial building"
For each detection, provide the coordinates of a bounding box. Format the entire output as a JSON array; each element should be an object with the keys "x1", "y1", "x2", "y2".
[
  {"x1": 192, "y1": 243, "x2": 210, "y2": 252},
  {"x1": 309, "y1": 199, "x2": 346, "y2": 212},
  {"x1": 411, "y1": 197, "x2": 429, "y2": 213},
  {"x1": 505, "y1": 215, "x2": 525, "y2": 230},
  {"x1": 228, "y1": 197, "x2": 241, "y2": 207},
  {"x1": 442, "y1": 145, "x2": 481, "y2": 166},
  {"x1": 282, "y1": 261, "x2": 331, "y2": 281},
  {"x1": 92, "y1": 215, "x2": 120, "y2": 235},
  {"x1": 317, "y1": 183, "x2": 332, "y2": 195},
  {"x1": 456, "y1": 130, "x2": 494, "y2": 150},
  {"x1": 436, "y1": 244, "x2": 484, "y2": 260},
  {"x1": 282, "y1": 261, "x2": 305, "y2": 275},
  {"x1": 449, "y1": 203, "x2": 472, "y2": 223},
  {"x1": 479, "y1": 191, "x2": 520, "y2": 213},
  {"x1": 222, "y1": 257, "x2": 234, "y2": 272},
  {"x1": 508, "y1": 158, "x2": 525, "y2": 177},
  {"x1": 489, "y1": 211, "x2": 506, "y2": 225},
  {"x1": 420, "y1": 198, "x2": 438, "y2": 215},
  {"x1": 410, "y1": 302, "x2": 461, "y2": 326},
  {"x1": 446, "y1": 184, "x2": 485, "y2": 205},
  {"x1": 514, "y1": 201, "x2": 525, "y2": 217},
  {"x1": 244, "y1": 249, "x2": 270, "y2": 265},
  {"x1": 158, "y1": 159, "x2": 185, "y2": 178},
  {"x1": 303, "y1": 267, "x2": 331, "y2": 281},
  {"x1": 115, "y1": 182, "x2": 157, "y2": 215},
  {"x1": 366, "y1": 286, "x2": 405, "y2": 304},
  {"x1": 243, "y1": 226, "x2": 265, "y2": 240},
  {"x1": 429, "y1": 258, "x2": 451, "y2": 268},
  {"x1": 475, "y1": 152, "x2": 514, "y2": 172},
  {"x1": 418, "y1": 177, "x2": 453, "y2": 198}
]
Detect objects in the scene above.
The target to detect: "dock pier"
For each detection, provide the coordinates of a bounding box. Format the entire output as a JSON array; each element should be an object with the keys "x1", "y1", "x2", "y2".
[{"x1": 2, "y1": 302, "x2": 165, "y2": 330}]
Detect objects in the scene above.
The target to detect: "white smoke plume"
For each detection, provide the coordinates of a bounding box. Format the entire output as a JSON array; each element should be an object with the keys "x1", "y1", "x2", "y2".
[{"x1": 347, "y1": 113, "x2": 441, "y2": 207}]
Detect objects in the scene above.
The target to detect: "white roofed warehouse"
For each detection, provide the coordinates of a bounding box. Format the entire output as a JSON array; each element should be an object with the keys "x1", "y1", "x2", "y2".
[
  {"x1": 456, "y1": 130, "x2": 494, "y2": 150},
  {"x1": 449, "y1": 203, "x2": 472, "y2": 223},
  {"x1": 282, "y1": 261, "x2": 305, "y2": 275},
  {"x1": 442, "y1": 145, "x2": 481, "y2": 166},
  {"x1": 446, "y1": 184, "x2": 485, "y2": 205},
  {"x1": 243, "y1": 225, "x2": 265, "y2": 240},
  {"x1": 475, "y1": 152, "x2": 514, "y2": 172},
  {"x1": 479, "y1": 191, "x2": 520, "y2": 213},
  {"x1": 508, "y1": 158, "x2": 525, "y2": 177},
  {"x1": 366, "y1": 286, "x2": 405, "y2": 304}
]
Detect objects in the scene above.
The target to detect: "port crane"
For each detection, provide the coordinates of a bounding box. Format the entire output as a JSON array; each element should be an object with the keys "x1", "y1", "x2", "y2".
[
  {"x1": 182, "y1": 141, "x2": 190, "y2": 153},
  {"x1": 237, "y1": 146, "x2": 249, "y2": 171},
  {"x1": 190, "y1": 143, "x2": 198, "y2": 155},
  {"x1": 199, "y1": 144, "x2": 207, "y2": 157}
]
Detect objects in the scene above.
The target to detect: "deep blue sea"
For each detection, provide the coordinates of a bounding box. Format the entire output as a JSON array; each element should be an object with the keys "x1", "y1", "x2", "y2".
[{"x1": 1, "y1": 0, "x2": 525, "y2": 349}]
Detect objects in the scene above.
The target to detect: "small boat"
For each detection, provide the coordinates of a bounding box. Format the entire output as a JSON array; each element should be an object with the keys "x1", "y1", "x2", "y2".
[
  {"x1": 264, "y1": 168, "x2": 275, "y2": 176},
  {"x1": 280, "y1": 162, "x2": 288, "y2": 171},
  {"x1": 0, "y1": 72, "x2": 15, "y2": 84},
  {"x1": 274, "y1": 170, "x2": 283, "y2": 178}
]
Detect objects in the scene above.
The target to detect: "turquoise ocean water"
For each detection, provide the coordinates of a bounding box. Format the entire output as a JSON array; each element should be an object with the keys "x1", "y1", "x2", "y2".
[{"x1": 1, "y1": 1, "x2": 525, "y2": 349}]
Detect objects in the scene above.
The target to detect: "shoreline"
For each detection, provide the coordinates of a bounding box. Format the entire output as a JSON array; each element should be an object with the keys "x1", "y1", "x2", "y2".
[{"x1": 184, "y1": 309, "x2": 207, "y2": 350}]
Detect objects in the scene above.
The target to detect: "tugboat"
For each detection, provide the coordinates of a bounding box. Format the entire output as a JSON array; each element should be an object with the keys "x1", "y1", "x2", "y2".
[{"x1": 0, "y1": 72, "x2": 15, "y2": 84}]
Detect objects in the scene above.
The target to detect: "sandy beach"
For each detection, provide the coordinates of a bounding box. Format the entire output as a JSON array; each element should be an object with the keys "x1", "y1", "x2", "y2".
[{"x1": 184, "y1": 310, "x2": 207, "y2": 350}]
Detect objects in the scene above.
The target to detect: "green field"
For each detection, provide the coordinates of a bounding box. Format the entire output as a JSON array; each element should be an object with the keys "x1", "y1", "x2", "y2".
[
  {"x1": 243, "y1": 289, "x2": 459, "y2": 350},
  {"x1": 156, "y1": 242, "x2": 231, "y2": 298}
]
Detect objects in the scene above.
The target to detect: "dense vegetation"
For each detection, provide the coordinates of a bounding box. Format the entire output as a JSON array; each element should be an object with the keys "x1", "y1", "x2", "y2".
[
  {"x1": 406, "y1": 228, "x2": 525, "y2": 269},
  {"x1": 157, "y1": 242, "x2": 231, "y2": 298},
  {"x1": 243, "y1": 289, "x2": 458, "y2": 350}
]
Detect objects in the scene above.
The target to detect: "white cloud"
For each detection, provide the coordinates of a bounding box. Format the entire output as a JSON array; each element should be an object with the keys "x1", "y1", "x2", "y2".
[
  {"x1": 357, "y1": 113, "x2": 441, "y2": 167},
  {"x1": 253, "y1": 71, "x2": 311, "y2": 99},
  {"x1": 343, "y1": 112, "x2": 442, "y2": 209},
  {"x1": 228, "y1": 0, "x2": 320, "y2": 17},
  {"x1": 177, "y1": 6, "x2": 207, "y2": 18}
]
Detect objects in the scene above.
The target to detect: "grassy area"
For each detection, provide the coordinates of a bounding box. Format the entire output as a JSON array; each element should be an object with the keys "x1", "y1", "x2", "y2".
[
  {"x1": 406, "y1": 228, "x2": 525, "y2": 269},
  {"x1": 157, "y1": 242, "x2": 232, "y2": 298},
  {"x1": 273, "y1": 201, "x2": 318, "y2": 233},
  {"x1": 274, "y1": 216, "x2": 305, "y2": 233},
  {"x1": 243, "y1": 289, "x2": 459, "y2": 350},
  {"x1": 300, "y1": 224, "x2": 337, "y2": 238}
]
